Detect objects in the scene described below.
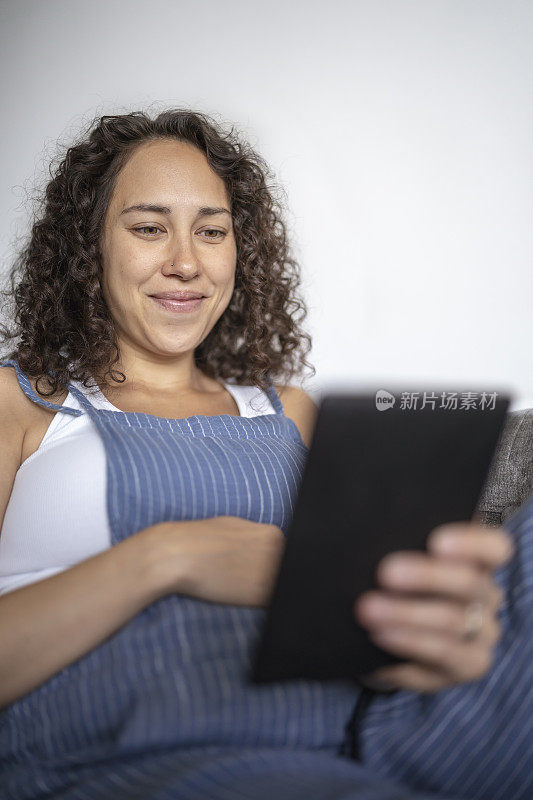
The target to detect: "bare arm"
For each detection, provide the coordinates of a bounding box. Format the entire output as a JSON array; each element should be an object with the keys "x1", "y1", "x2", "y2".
[
  {"x1": 0, "y1": 368, "x2": 176, "y2": 709},
  {"x1": 0, "y1": 371, "x2": 282, "y2": 709},
  {"x1": 0, "y1": 515, "x2": 283, "y2": 710},
  {"x1": 0, "y1": 525, "x2": 166, "y2": 709}
]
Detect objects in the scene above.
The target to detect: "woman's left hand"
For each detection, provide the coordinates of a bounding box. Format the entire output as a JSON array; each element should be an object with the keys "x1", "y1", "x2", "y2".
[{"x1": 353, "y1": 521, "x2": 515, "y2": 693}]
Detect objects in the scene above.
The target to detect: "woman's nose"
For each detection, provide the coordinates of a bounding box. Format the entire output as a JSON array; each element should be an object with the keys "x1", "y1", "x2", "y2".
[{"x1": 163, "y1": 240, "x2": 201, "y2": 277}]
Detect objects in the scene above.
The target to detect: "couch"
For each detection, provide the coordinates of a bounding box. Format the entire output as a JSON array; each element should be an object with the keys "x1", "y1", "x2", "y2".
[{"x1": 475, "y1": 409, "x2": 533, "y2": 526}]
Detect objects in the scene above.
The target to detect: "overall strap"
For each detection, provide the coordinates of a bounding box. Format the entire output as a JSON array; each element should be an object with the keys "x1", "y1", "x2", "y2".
[
  {"x1": 264, "y1": 374, "x2": 286, "y2": 416},
  {"x1": 60, "y1": 380, "x2": 100, "y2": 416},
  {"x1": 0, "y1": 358, "x2": 83, "y2": 418}
]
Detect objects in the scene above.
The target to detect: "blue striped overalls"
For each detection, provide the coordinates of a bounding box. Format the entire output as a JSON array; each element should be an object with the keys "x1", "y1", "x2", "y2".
[{"x1": 0, "y1": 357, "x2": 531, "y2": 800}]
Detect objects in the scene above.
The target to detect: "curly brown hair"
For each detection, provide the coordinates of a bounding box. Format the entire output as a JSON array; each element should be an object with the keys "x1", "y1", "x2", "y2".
[{"x1": 0, "y1": 108, "x2": 315, "y2": 398}]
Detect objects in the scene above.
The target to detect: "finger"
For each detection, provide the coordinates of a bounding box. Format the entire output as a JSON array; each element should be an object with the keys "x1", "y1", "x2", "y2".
[
  {"x1": 359, "y1": 662, "x2": 461, "y2": 694},
  {"x1": 355, "y1": 592, "x2": 503, "y2": 635},
  {"x1": 427, "y1": 524, "x2": 515, "y2": 569},
  {"x1": 377, "y1": 552, "x2": 495, "y2": 604},
  {"x1": 368, "y1": 625, "x2": 497, "y2": 681}
]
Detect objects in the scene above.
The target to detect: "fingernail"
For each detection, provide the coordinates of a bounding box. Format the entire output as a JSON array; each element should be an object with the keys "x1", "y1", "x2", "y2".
[
  {"x1": 434, "y1": 537, "x2": 461, "y2": 553},
  {"x1": 360, "y1": 596, "x2": 390, "y2": 617},
  {"x1": 380, "y1": 557, "x2": 411, "y2": 582},
  {"x1": 431, "y1": 528, "x2": 462, "y2": 552},
  {"x1": 372, "y1": 629, "x2": 401, "y2": 644}
]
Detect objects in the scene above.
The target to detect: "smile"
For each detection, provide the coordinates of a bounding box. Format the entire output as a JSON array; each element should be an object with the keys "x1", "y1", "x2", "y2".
[{"x1": 151, "y1": 297, "x2": 205, "y2": 313}]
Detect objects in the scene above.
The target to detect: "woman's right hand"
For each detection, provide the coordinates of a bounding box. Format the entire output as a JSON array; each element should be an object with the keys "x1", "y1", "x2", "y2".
[{"x1": 146, "y1": 516, "x2": 286, "y2": 607}]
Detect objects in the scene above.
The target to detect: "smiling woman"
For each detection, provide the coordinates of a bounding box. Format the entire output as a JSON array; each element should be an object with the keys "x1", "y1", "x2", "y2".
[
  {"x1": 0, "y1": 109, "x2": 313, "y2": 402},
  {"x1": 92, "y1": 136, "x2": 240, "y2": 396},
  {"x1": 0, "y1": 108, "x2": 530, "y2": 800}
]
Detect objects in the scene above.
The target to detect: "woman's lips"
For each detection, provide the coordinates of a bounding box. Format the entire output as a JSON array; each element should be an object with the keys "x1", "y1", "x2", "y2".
[{"x1": 151, "y1": 296, "x2": 205, "y2": 313}]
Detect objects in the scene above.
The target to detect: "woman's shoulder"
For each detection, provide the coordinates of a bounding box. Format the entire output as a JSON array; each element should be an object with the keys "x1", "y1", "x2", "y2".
[
  {"x1": 0, "y1": 362, "x2": 69, "y2": 438},
  {"x1": 0, "y1": 364, "x2": 28, "y2": 443},
  {"x1": 273, "y1": 384, "x2": 318, "y2": 449}
]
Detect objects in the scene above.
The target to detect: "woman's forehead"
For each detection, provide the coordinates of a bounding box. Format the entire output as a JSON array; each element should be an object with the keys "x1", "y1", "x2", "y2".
[{"x1": 111, "y1": 139, "x2": 228, "y2": 210}]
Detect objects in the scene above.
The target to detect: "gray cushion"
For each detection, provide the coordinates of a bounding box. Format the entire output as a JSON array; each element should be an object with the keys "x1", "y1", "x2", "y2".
[{"x1": 475, "y1": 409, "x2": 533, "y2": 527}]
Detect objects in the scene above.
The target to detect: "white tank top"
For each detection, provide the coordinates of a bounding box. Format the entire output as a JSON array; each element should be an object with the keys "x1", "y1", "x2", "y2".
[{"x1": 0, "y1": 377, "x2": 276, "y2": 596}]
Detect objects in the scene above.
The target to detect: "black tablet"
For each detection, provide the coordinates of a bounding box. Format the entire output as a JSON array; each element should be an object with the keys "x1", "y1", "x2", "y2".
[{"x1": 250, "y1": 387, "x2": 511, "y2": 684}]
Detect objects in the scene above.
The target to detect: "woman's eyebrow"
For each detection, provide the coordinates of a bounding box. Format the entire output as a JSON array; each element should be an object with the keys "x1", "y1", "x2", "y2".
[{"x1": 120, "y1": 203, "x2": 232, "y2": 218}]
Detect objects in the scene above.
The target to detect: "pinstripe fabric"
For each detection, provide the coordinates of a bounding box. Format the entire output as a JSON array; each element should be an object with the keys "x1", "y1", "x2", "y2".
[
  {"x1": 352, "y1": 491, "x2": 533, "y2": 800},
  {"x1": 0, "y1": 357, "x2": 531, "y2": 799}
]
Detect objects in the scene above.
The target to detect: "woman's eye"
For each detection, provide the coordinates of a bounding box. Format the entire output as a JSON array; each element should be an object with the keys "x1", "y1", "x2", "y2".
[
  {"x1": 132, "y1": 227, "x2": 225, "y2": 240},
  {"x1": 199, "y1": 228, "x2": 225, "y2": 240},
  {"x1": 133, "y1": 226, "x2": 162, "y2": 236}
]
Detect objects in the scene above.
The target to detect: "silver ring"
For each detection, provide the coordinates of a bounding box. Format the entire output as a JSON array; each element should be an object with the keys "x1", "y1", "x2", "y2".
[{"x1": 462, "y1": 601, "x2": 484, "y2": 641}]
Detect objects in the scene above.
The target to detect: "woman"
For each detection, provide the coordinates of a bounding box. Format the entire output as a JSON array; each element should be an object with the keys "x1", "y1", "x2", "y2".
[{"x1": 0, "y1": 108, "x2": 529, "y2": 800}]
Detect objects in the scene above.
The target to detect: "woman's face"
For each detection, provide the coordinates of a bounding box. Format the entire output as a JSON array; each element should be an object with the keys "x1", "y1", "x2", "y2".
[{"x1": 100, "y1": 138, "x2": 237, "y2": 370}]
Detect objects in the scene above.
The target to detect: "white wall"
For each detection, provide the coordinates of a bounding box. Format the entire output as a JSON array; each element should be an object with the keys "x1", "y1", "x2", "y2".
[{"x1": 1, "y1": 0, "x2": 532, "y2": 409}]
